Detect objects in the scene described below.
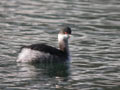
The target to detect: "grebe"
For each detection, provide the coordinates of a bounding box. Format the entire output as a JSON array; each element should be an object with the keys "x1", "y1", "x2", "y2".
[{"x1": 17, "y1": 27, "x2": 72, "y2": 63}]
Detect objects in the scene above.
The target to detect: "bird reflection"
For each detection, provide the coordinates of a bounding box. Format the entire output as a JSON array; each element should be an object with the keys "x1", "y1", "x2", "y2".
[
  {"x1": 34, "y1": 62, "x2": 70, "y2": 77},
  {"x1": 17, "y1": 62, "x2": 70, "y2": 79}
]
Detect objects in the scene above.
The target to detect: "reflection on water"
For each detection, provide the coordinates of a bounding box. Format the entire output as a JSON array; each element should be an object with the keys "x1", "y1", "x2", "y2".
[
  {"x1": 17, "y1": 62, "x2": 69, "y2": 78},
  {"x1": 0, "y1": 0, "x2": 120, "y2": 90},
  {"x1": 16, "y1": 63, "x2": 70, "y2": 89}
]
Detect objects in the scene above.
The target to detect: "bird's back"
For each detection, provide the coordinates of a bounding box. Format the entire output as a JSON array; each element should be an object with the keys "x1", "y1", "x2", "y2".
[{"x1": 17, "y1": 43, "x2": 67, "y2": 63}]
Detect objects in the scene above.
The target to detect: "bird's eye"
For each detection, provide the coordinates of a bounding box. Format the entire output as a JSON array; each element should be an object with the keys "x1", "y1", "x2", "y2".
[{"x1": 65, "y1": 32, "x2": 68, "y2": 34}]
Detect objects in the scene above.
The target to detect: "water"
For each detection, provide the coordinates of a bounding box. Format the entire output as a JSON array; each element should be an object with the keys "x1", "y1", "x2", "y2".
[{"x1": 0, "y1": 0, "x2": 120, "y2": 90}]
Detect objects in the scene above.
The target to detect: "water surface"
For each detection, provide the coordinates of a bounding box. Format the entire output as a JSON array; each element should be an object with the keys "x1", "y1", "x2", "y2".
[{"x1": 0, "y1": 0, "x2": 120, "y2": 90}]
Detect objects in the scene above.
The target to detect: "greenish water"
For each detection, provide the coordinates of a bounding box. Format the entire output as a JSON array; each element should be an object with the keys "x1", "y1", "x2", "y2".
[{"x1": 0, "y1": 0, "x2": 120, "y2": 90}]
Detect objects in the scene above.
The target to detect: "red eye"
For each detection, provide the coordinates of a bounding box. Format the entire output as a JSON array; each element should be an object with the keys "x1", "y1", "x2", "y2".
[{"x1": 65, "y1": 32, "x2": 68, "y2": 34}]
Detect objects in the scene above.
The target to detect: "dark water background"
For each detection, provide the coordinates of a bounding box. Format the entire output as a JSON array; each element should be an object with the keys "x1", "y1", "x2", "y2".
[{"x1": 0, "y1": 0, "x2": 120, "y2": 90}]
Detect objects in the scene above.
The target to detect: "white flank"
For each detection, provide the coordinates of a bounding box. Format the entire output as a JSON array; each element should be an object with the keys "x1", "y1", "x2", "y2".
[{"x1": 17, "y1": 48, "x2": 50, "y2": 63}]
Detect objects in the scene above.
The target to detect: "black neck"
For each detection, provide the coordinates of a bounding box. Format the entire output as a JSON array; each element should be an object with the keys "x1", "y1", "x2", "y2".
[{"x1": 59, "y1": 40, "x2": 69, "y2": 56}]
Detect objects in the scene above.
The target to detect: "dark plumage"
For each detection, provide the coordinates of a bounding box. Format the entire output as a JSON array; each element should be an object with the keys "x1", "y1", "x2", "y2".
[
  {"x1": 22, "y1": 43, "x2": 66, "y2": 57},
  {"x1": 60, "y1": 27, "x2": 71, "y2": 34},
  {"x1": 17, "y1": 26, "x2": 72, "y2": 63}
]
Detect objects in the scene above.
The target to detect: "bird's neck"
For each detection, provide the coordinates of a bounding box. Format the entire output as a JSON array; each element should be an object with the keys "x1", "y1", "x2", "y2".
[
  {"x1": 58, "y1": 40, "x2": 69, "y2": 56},
  {"x1": 58, "y1": 34, "x2": 70, "y2": 57}
]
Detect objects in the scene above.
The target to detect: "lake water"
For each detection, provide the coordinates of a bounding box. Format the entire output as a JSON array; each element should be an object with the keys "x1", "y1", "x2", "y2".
[{"x1": 0, "y1": 0, "x2": 120, "y2": 90}]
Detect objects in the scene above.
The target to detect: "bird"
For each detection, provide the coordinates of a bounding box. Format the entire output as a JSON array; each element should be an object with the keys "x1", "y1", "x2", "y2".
[{"x1": 17, "y1": 27, "x2": 72, "y2": 63}]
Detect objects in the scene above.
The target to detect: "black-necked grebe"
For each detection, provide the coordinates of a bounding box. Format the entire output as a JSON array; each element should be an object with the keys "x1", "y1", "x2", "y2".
[{"x1": 17, "y1": 27, "x2": 72, "y2": 63}]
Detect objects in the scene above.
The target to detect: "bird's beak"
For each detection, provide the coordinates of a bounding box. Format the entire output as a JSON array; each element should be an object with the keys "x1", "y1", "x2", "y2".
[
  {"x1": 68, "y1": 34, "x2": 72, "y2": 38},
  {"x1": 65, "y1": 32, "x2": 71, "y2": 39}
]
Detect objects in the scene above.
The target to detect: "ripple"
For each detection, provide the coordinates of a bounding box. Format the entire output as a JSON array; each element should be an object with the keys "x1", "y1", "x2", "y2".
[{"x1": 0, "y1": 0, "x2": 120, "y2": 90}]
